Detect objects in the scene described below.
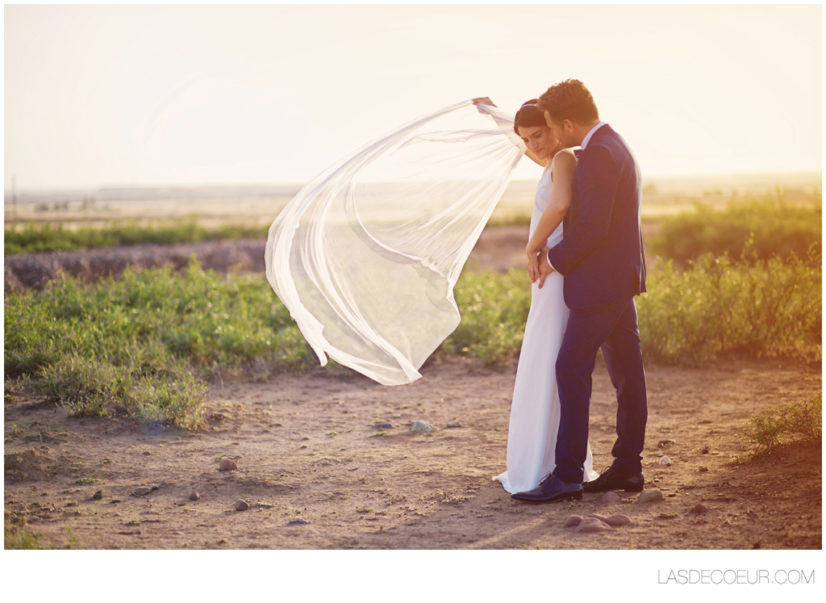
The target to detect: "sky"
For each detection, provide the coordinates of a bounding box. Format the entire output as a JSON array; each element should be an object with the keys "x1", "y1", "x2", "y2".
[{"x1": 3, "y1": 2, "x2": 823, "y2": 191}]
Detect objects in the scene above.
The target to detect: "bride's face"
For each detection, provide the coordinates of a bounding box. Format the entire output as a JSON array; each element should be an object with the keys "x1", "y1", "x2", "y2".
[{"x1": 516, "y1": 125, "x2": 558, "y2": 161}]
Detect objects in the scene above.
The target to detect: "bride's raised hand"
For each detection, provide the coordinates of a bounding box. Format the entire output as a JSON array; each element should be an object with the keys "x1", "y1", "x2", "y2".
[{"x1": 472, "y1": 97, "x2": 496, "y2": 113}]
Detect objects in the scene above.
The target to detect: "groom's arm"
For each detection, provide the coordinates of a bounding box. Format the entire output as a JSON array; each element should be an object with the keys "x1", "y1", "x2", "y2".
[{"x1": 546, "y1": 145, "x2": 619, "y2": 275}]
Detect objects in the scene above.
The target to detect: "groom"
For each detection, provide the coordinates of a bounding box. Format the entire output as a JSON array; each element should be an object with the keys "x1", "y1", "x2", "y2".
[{"x1": 513, "y1": 79, "x2": 648, "y2": 502}]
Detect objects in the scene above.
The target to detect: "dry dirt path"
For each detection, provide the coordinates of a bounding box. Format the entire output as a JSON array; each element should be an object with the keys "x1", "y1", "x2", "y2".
[{"x1": 4, "y1": 356, "x2": 820, "y2": 549}]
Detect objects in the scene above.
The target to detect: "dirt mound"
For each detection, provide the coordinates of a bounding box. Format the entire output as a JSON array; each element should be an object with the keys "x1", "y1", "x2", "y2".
[{"x1": 4, "y1": 239, "x2": 267, "y2": 291}]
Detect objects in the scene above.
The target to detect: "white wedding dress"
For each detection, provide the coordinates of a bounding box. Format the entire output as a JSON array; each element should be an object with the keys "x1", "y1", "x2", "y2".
[{"x1": 494, "y1": 160, "x2": 599, "y2": 494}]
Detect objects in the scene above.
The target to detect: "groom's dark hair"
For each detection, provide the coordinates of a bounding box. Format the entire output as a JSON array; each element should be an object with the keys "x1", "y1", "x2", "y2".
[{"x1": 537, "y1": 79, "x2": 599, "y2": 125}]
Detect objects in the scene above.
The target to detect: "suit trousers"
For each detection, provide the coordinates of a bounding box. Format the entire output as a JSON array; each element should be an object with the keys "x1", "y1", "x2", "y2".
[{"x1": 551, "y1": 296, "x2": 648, "y2": 483}]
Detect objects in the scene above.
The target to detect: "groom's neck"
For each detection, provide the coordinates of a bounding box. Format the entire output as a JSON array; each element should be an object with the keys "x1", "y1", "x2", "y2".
[{"x1": 573, "y1": 120, "x2": 600, "y2": 146}]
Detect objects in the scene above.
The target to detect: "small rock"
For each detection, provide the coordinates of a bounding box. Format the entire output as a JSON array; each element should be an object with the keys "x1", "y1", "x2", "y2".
[
  {"x1": 189, "y1": 492, "x2": 201, "y2": 501},
  {"x1": 701, "y1": 446, "x2": 710, "y2": 454},
  {"x1": 219, "y1": 459, "x2": 238, "y2": 471},
  {"x1": 576, "y1": 517, "x2": 613, "y2": 533},
  {"x1": 604, "y1": 514, "x2": 632, "y2": 527},
  {"x1": 657, "y1": 439, "x2": 676, "y2": 448},
  {"x1": 699, "y1": 466, "x2": 709, "y2": 472},
  {"x1": 92, "y1": 490, "x2": 103, "y2": 500},
  {"x1": 689, "y1": 503, "x2": 708, "y2": 515},
  {"x1": 287, "y1": 519, "x2": 310, "y2": 526},
  {"x1": 446, "y1": 422, "x2": 462, "y2": 429},
  {"x1": 411, "y1": 420, "x2": 436, "y2": 433},
  {"x1": 637, "y1": 489, "x2": 664, "y2": 503},
  {"x1": 110, "y1": 499, "x2": 121, "y2": 504},
  {"x1": 599, "y1": 491, "x2": 621, "y2": 504},
  {"x1": 373, "y1": 422, "x2": 393, "y2": 430},
  {"x1": 150, "y1": 483, "x2": 160, "y2": 491},
  {"x1": 131, "y1": 486, "x2": 152, "y2": 497},
  {"x1": 658, "y1": 455, "x2": 672, "y2": 466},
  {"x1": 563, "y1": 514, "x2": 583, "y2": 528},
  {"x1": 234, "y1": 499, "x2": 249, "y2": 511}
]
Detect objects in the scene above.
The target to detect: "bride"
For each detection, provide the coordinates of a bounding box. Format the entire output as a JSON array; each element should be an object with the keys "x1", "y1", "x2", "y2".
[{"x1": 474, "y1": 98, "x2": 598, "y2": 496}]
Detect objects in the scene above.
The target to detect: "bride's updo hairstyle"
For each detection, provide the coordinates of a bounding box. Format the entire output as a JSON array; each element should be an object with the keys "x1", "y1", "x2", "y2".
[{"x1": 513, "y1": 99, "x2": 546, "y2": 135}]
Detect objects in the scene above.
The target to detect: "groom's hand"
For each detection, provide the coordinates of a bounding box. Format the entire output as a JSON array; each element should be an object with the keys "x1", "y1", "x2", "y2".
[{"x1": 537, "y1": 249, "x2": 554, "y2": 289}]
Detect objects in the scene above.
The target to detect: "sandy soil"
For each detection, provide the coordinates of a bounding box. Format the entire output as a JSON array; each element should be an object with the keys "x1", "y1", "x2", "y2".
[{"x1": 4, "y1": 354, "x2": 820, "y2": 550}]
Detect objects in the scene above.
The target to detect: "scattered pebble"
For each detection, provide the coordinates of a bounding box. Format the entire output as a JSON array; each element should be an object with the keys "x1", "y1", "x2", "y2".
[
  {"x1": 150, "y1": 483, "x2": 160, "y2": 491},
  {"x1": 699, "y1": 466, "x2": 709, "y2": 472},
  {"x1": 637, "y1": 489, "x2": 664, "y2": 504},
  {"x1": 131, "y1": 486, "x2": 152, "y2": 497},
  {"x1": 219, "y1": 459, "x2": 238, "y2": 472},
  {"x1": 411, "y1": 420, "x2": 436, "y2": 433},
  {"x1": 658, "y1": 455, "x2": 672, "y2": 466},
  {"x1": 576, "y1": 517, "x2": 613, "y2": 533},
  {"x1": 604, "y1": 514, "x2": 632, "y2": 527},
  {"x1": 190, "y1": 492, "x2": 201, "y2": 501},
  {"x1": 658, "y1": 439, "x2": 676, "y2": 448},
  {"x1": 701, "y1": 446, "x2": 710, "y2": 454},
  {"x1": 287, "y1": 519, "x2": 310, "y2": 526},
  {"x1": 92, "y1": 490, "x2": 103, "y2": 500},
  {"x1": 110, "y1": 499, "x2": 121, "y2": 504},
  {"x1": 446, "y1": 422, "x2": 462, "y2": 429},
  {"x1": 599, "y1": 491, "x2": 621, "y2": 504},
  {"x1": 563, "y1": 515, "x2": 583, "y2": 528},
  {"x1": 689, "y1": 503, "x2": 708, "y2": 515},
  {"x1": 373, "y1": 422, "x2": 393, "y2": 430},
  {"x1": 234, "y1": 500, "x2": 250, "y2": 511}
]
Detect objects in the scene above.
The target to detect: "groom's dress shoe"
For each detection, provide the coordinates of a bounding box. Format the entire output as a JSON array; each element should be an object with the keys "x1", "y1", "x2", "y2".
[
  {"x1": 582, "y1": 464, "x2": 644, "y2": 493},
  {"x1": 511, "y1": 474, "x2": 582, "y2": 503}
]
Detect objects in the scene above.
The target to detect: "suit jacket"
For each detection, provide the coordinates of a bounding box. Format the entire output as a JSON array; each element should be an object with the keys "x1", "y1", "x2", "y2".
[{"x1": 547, "y1": 124, "x2": 646, "y2": 308}]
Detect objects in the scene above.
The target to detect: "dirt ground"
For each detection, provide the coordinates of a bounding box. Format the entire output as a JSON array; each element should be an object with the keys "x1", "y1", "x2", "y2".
[
  {"x1": 4, "y1": 354, "x2": 820, "y2": 550},
  {"x1": 3, "y1": 228, "x2": 822, "y2": 550}
]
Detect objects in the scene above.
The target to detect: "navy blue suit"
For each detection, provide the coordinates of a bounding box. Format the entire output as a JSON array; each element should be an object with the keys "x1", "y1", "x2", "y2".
[{"x1": 547, "y1": 124, "x2": 648, "y2": 483}]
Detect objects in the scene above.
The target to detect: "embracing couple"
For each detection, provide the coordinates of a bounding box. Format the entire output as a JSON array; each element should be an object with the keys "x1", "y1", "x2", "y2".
[{"x1": 477, "y1": 79, "x2": 648, "y2": 502}]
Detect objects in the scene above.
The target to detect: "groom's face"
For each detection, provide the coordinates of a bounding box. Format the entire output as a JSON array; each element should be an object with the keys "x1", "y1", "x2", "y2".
[{"x1": 544, "y1": 112, "x2": 577, "y2": 148}]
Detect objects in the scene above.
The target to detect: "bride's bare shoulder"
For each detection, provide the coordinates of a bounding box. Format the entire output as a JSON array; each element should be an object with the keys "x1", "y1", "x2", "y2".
[{"x1": 553, "y1": 148, "x2": 578, "y2": 161}]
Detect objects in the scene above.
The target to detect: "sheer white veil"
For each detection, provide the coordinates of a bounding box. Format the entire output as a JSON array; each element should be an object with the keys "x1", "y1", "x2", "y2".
[{"x1": 265, "y1": 100, "x2": 524, "y2": 385}]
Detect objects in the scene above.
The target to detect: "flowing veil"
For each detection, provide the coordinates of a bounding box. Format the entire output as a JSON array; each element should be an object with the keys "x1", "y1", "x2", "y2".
[{"x1": 265, "y1": 100, "x2": 525, "y2": 385}]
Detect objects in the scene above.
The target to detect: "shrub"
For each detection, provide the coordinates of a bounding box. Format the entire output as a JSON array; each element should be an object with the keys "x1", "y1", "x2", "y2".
[
  {"x1": 4, "y1": 218, "x2": 266, "y2": 255},
  {"x1": 4, "y1": 258, "x2": 314, "y2": 428},
  {"x1": 744, "y1": 395, "x2": 822, "y2": 456},
  {"x1": 637, "y1": 250, "x2": 821, "y2": 363},
  {"x1": 650, "y1": 197, "x2": 821, "y2": 266}
]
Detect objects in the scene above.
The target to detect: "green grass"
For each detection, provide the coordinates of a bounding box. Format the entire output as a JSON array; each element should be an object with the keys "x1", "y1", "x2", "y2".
[
  {"x1": 650, "y1": 196, "x2": 821, "y2": 266},
  {"x1": 4, "y1": 257, "x2": 315, "y2": 428},
  {"x1": 4, "y1": 218, "x2": 267, "y2": 255},
  {"x1": 4, "y1": 241, "x2": 820, "y2": 430},
  {"x1": 636, "y1": 249, "x2": 821, "y2": 364},
  {"x1": 743, "y1": 395, "x2": 822, "y2": 456},
  {"x1": 4, "y1": 520, "x2": 49, "y2": 549}
]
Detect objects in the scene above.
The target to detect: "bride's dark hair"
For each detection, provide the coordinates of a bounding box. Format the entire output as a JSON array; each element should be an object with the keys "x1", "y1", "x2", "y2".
[{"x1": 513, "y1": 99, "x2": 545, "y2": 134}]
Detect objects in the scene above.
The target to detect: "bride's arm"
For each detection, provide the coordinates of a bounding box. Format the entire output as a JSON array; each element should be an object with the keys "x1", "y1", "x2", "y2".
[{"x1": 526, "y1": 150, "x2": 576, "y2": 281}]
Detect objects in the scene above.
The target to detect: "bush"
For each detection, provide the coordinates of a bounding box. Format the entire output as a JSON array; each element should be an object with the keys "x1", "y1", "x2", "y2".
[
  {"x1": 650, "y1": 197, "x2": 821, "y2": 266},
  {"x1": 637, "y1": 250, "x2": 821, "y2": 363},
  {"x1": 4, "y1": 258, "x2": 315, "y2": 428},
  {"x1": 4, "y1": 219, "x2": 266, "y2": 255},
  {"x1": 744, "y1": 395, "x2": 822, "y2": 455},
  {"x1": 440, "y1": 269, "x2": 531, "y2": 366}
]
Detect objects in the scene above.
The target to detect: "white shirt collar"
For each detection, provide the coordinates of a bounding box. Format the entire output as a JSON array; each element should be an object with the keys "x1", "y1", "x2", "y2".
[{"x1": 580, "y1": 121, "x2": 606, "y2": 150}]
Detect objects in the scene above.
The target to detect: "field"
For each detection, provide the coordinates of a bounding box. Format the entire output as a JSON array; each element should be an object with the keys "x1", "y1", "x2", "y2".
[{"x1": 3, "y1": 173, "x2": 822, "y2": 550}]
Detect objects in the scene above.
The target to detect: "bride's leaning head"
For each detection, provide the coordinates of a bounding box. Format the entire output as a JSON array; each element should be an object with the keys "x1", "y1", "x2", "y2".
[{"x1": 514, "y1": 99, "x2": 560, "y2": 165}]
